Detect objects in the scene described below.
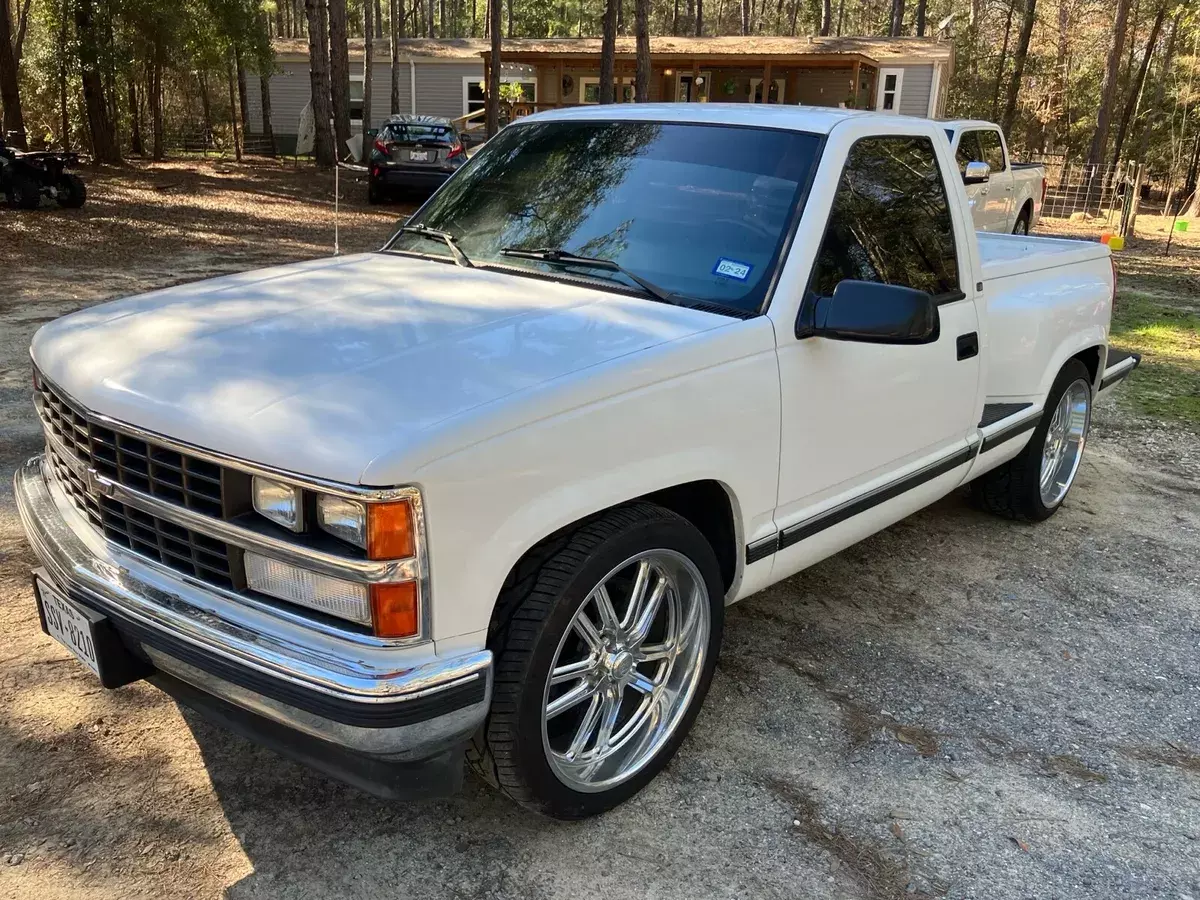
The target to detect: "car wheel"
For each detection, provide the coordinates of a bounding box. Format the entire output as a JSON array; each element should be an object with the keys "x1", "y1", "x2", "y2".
[
  {"x1": 1013, "y1": 210, "x2": 1030, "y2": 235},
  {"x1": 7, "y1": 171, "x2": 41, "y2": 209},
  {"x1": 367, "y1": 179, "x2": 384, "y2": 204},
  {"x1": 56, "y1": 174, "x2": 86, "y2": 208},
  {"x1": 972, "y1": 359, "x2": 1092, "y2": 521},
  {"x1": 468, "y1": 502, "x2": 724, "y2": 819}
]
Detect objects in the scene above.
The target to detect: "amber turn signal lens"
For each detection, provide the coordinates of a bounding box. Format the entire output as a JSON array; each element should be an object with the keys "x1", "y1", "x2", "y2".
[
  {"x1": 371, "y1": 582, "x2": 419, "y2": 638},
  {"x1": 367, "y1": 500, "x2": 415, "y2": 560}
]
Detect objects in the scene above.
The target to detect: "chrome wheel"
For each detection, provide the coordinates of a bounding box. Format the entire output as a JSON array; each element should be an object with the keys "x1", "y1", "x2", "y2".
[
  {"x1": 1039, "y1": 379, "x2": 1090, "y2": 508},
  {"x1": 540, "y1": 549, "x2": 711, "y2": 793}
]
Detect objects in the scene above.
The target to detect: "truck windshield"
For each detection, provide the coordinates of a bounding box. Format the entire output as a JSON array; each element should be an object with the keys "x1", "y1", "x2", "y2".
[{"x1": 385, "y1": 119, "x2": 822, "y2": 315}]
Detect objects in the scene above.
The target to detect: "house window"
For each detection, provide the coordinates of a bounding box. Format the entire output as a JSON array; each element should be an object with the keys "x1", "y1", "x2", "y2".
[
  {"x1": 875, "y1": 68, "x2": 904, "y2": 114},
  {"x1": 579, "y1": 77, "x2": 634, "y2": 104},
  {"x1": 463, "y1": 76, "x2": 537, "y2": 116},
  {"x1": 350, "y1": 76, "x2": 364, "y2": 122},
  {"x1": 750, "y1": 77, "x2": 786, "y2": 104}
]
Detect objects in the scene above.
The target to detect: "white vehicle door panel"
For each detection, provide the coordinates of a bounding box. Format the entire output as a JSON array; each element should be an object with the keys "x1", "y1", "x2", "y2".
[{"x1": 765, "y1": 122, "x2": 983, "y2": 579}]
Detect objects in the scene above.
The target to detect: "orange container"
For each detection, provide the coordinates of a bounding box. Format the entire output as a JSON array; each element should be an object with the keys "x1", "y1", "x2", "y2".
[{"x1": 1099, "y1": 231, "x2": 1113, "y2": 244}]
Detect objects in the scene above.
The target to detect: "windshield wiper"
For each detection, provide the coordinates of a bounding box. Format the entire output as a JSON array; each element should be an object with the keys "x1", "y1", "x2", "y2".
[
  {"x1": 399, "y1": 224, "x2": 473, "y2": 268},
  {"x1": 499, "y1": 247, "x2": 677, "y2": 305}
]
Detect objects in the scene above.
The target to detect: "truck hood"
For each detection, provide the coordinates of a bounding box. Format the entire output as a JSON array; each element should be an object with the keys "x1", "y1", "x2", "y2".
[{"x1": 32, "y1": 253, "x2": 731, "y2": 484}]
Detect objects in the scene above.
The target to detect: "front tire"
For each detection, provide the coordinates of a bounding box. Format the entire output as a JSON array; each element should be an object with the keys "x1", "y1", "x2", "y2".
[
  {"x1": 469, "y1": 503, "x2": 724, "y2": 819},
  {"x1": 6, "y1": 171, "x2": 41, "y2": 209},
  {"x1": 972, "y1": 359, "x2": 1092, "y2": 521}
]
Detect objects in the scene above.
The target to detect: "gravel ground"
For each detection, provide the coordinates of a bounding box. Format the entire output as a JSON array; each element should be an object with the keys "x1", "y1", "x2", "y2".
[{"x1": 0, "y1": 161, "x2": 1197, "y2": 900}]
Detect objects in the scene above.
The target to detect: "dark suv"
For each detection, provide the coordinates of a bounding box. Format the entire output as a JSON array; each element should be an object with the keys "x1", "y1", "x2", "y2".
[{"x1": 367, "y1": 115, "x2": 467, "y2": 202}]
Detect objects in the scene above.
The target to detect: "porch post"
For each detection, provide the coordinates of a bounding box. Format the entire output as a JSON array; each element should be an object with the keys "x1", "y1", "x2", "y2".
[
  {"x1": 557, "y1": 58, "x2": 565, "y2": 107},
  {"x1": 763, "y1": 61, "x2": 773, "y2": 103},
  {"x1": 691, "y1": 58, "x2": 699, "y2": 101},
  {"x1": 851, "y1": 59, "x2": 860, "y2": 109}
]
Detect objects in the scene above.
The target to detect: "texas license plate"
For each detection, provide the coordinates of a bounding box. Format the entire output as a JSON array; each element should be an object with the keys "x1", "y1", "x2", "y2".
[
  {"x1": 409, "y1": 150, "x2": 430, "y2": 162},
  {"x1": 36, "y1": 578, "x2": 102, "y2": 678}
]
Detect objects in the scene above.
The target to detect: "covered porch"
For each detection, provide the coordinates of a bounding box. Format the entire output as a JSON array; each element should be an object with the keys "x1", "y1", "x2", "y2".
[{"x1": 478, "y1": 37, "x2": 883, "y2": 118}]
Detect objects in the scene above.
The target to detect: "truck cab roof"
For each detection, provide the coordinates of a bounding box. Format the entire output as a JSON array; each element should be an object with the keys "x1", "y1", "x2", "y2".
[{"x1": 523, "y1": 102, "x2": 923, "y2": 136}]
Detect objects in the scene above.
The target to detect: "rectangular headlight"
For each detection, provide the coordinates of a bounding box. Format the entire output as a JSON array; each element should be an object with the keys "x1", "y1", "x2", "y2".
[
  {"x1": 252, "y1": 476, "x2": 303, "y2": 532},
  {"x1": 244, "y1": 552, "x2": 370, "y2": 624},
  {"x1": 315, "y1": 494, "x2": 367, "y2": 549}
]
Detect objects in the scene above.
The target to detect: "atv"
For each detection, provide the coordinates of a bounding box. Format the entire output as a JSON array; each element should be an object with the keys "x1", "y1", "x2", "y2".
[{"x1": 0, "y1": 136, "x2": 87, "y2": 210}]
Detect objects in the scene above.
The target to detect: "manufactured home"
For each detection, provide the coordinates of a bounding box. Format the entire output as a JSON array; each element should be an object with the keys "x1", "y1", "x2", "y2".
[{"x1": 245, "y1": 35, "x2": 952, "y2": 154}]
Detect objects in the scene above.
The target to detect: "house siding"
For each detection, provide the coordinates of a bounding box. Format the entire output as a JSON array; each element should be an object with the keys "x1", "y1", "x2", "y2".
[
  {"x1": 791, "y1": 68, "x2": 856, "y2": 107},
  {"x1": 895, "y1": 63, "x2": 934, "y2": 117},
  {"x1": 416, "y1": 61, "x2": 482, "y2": 117}
]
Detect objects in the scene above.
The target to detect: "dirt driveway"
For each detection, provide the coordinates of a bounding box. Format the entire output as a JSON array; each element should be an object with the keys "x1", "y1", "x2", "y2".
[{"x1": 1, "y1": 162, "x2": 1198, "y2": 900}]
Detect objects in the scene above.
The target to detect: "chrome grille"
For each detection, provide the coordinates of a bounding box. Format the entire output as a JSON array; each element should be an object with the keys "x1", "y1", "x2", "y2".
[
  {"x1": 36, "y1": 380, "x2": 225, "y2": 517},
  {"x1": 36, "y1": 377, "x2": 238, "y2": 590}
]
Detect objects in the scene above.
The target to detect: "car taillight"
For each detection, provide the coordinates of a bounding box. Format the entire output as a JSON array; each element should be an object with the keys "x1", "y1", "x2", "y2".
[
  {"x1": 1110, "y1": 256, "x2": 1118, "y2": 301},
  {"x1": 447, "y1": 143, "x2": 464, "y2": 160},
  {"x1": 373, "y1": 137, "x2": 388, "y2": 154},
  {"x1": 1041, "y1": 177, "x2": 1047, "y2": 205}
]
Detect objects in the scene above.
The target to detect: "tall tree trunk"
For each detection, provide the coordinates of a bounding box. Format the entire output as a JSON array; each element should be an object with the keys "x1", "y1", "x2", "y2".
[
  {"x1": 376, "y1": 0, "x2": 385, "y2": 36},
  {"x1": 0, "y1": 0, "x2": 28, "y2": 147},
  {"x1": 391, "y1": 0, "x2": 403, "y2": 114},
  {"x1": 913, "y1": 0, "x2": 925, "y2": 35},
  {"x1": 329, "y1": 0, "x2": 352, "y2": 157},
  {"x1": 1110, "y1": 0, "x2": 1168, "y2": 169},
  {"x1": 888, "y1": 0, "x2": 903, "y2": 35},
  {"x1": 695, "y1": 0, "x2": 702, "y2": 34},
  {"x1": 1085, "y1": 0, "x2": 1132, "y2": 168},
  {"x1": 1132, "y1": 9, "x2": 1177, "y2": 165},
  {"x1": 599, "y1": 0, "x2": 617, "y2": 102},
  {"x1": 304, "y1": 0, "x2": 336, "y2": 166},
  {"x1": 150, "y1": 44, "x2": 164, "y2": 159},
  {"x1": 260, "y1": 62, "x2": 277, "y2": 155},
  {"x1": 672, "y1": 0, "x2": 679, "y2": 33},
  {"x1": 507, "y1": 0, "x2": 513, "y2": 36},
  {"x1": 58, "y1": 0, "x2": 70, "y2": 151},
  {"x1": 228, "y1": 58, "x2": 242, "y2": 161},
  {"x1": 835, "y1": 0, "x2": 843, "y2": 34},
  {"x1": 75, "y1": 0, "x2": 118, "y2": 161},
  {"x1": 198, "y1": 73, "x2": 214, "y2": 142},
  {"x1": 1001, "y1": 0, "x2": 1036, "y2": 133},
  {"x1": 128, "y1": 78, "x2": 144, "y2": 155},
  {"x1": 486, "y1": 0, "x2": 500, "y2": 134},
  {"x1": 1046, "y1": 0, "x2": 1070, "y2": 150},
  {"x1": 990, "y1": 0, "x2": 1015, "y2": 121},
  {"x1": 235, "y1": 47, "x2": 251, "y2": 136},
  {"x1": 740, "y1": 0, "x2": 749, "y2": 34},
  {"x1": 819, "y1": 0, "x2": 831, "y2": 33},
  {"x1": 635, "y1": 0, "x2": 650, "y2": 100},
  {"x1": 363, "y1": 0, "x2": 374, "y2": 137}
]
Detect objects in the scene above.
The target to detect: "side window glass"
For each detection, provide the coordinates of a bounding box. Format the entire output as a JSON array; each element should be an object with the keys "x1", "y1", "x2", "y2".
[
  {"x1": 955, "y1": 132, "x2": 982, "y2": 175},
  {"x1": 979, "y1": 130, "x2": 1006, "y2": 171},
  {"x1": 808, "y1": 136, "x2": 961, "y2": 300}
]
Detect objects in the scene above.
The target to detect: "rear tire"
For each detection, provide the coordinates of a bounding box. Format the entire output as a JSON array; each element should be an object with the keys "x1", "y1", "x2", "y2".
[
  {"x1": 1013, "y1": 207, "x2": 1031, "y2": 235},
  {"x1": 367, "y1": 179, "x2": 384, "y2": 204},
  {"x1": 971, "y1": 359, "x2": 1092, "y2": 521},
  {"x1": 6, "y1": 171, "x2": 41, "y2": 209},
  {"x1": 468, "y1": 502, "x2": 724, "y2": 819},
  {"x1": 56, "y1": 174, "x2": 86, "y2": 208}
]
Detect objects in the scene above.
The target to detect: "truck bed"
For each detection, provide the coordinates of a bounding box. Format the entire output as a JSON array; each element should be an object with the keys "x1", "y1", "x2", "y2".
[{"x1": 978, "y1": 232, "x2": 1110, "y2": 281}]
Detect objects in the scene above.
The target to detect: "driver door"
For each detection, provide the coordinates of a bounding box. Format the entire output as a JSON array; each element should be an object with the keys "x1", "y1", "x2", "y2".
[{"x1": 768, "y1": 133, "x2": 981, "y2": 577}]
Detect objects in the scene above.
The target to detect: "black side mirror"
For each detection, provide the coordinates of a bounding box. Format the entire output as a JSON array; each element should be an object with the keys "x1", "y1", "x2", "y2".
[{"x1": 807, "y1": 280, "x2": 939, "y2": 344}]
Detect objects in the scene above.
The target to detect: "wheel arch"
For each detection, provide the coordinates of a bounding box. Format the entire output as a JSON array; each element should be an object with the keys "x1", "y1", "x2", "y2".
[{"x1": 486, "y1": 479, "x2": 743, "y2": 638}]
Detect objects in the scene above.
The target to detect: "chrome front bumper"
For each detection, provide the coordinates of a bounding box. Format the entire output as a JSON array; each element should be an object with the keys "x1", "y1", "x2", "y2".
[{"x1": 15, "y1": 454, "x2": 491, "y2": 791}]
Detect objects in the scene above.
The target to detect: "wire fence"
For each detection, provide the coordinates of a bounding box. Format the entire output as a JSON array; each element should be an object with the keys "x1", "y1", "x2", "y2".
[{"x1": 1028, "y1": 155, "x2": 1193, "y2": 222}]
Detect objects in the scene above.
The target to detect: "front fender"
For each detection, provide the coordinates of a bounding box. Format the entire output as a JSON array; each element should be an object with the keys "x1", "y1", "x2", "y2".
[{"x1": 399, "y1": 327, "x2": 782, "y2": 643}]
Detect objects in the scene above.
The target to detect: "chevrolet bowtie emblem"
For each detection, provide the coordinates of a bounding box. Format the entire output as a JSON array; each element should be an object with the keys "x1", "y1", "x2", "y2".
[{"x1": 85, "y1": 467, "x2": 115, "y2": 498}]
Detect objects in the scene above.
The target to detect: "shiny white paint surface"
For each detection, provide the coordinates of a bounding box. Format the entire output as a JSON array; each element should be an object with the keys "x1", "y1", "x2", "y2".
[
  {"x1": 31, "y1": 107, "x2": 1115, "y2": 645},
  {"x1": 944, "y1": 121, "x2": 1044, "y2": 234}
]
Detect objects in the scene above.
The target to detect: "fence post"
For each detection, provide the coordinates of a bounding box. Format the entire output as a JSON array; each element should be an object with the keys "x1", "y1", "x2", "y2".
[{"x1": 1125, "y1": 163, "x2": 1145, "y2": 237}]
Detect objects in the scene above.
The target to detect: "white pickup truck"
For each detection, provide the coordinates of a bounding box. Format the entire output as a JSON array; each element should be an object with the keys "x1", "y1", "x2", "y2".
[
  {"x1": 943, "y1": 119, "x2": 1046, "y2": 234},
  {"x1": 17, "y1": 105, "x2": 1139, "y2": 820}
]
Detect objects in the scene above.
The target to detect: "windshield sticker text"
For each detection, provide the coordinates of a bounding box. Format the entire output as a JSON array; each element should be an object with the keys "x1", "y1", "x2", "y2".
[{"x1": 713, "y1": 258, "x2": 753, "y2": 281}]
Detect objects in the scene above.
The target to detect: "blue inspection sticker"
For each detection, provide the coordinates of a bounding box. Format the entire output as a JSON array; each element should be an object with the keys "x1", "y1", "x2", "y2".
[{"x1": 713, "y1": 258, "x2": 753, "y2": 281}]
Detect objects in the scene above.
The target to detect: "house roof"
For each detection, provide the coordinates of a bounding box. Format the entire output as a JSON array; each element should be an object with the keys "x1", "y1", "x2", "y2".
[{"x1": 272, "y1": 35, "x2": 951, "y2": 65}]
